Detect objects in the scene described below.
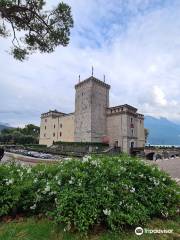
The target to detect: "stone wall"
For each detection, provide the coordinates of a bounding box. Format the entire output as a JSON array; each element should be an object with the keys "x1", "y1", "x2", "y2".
[{"x1": 74, "y1": 77, "x2": 110, "y2": 142}]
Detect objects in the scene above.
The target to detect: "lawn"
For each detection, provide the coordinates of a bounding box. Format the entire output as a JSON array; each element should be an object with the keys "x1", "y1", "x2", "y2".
[{"x1": 0, "y1": 216, "x2": 179, "y2": 240}]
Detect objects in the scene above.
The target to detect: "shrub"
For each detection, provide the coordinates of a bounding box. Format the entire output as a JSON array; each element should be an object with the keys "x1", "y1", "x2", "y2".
[
  {"x1": 54, "y1": 141, "x2": 109, "y2": 147},
  {"x1": 0, "y1": 155, "x2": 179, "y2": 233}
]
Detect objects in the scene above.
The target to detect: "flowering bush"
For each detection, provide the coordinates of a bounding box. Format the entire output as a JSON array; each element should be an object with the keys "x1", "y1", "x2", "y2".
[{"x1": 0, "y1": 155, "x2": 179, "y2": 233}]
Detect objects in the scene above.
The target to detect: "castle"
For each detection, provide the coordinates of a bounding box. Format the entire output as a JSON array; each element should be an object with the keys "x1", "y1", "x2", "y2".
[{"x1": 39, "y1": 75, "x2": 145, "y2": 153}]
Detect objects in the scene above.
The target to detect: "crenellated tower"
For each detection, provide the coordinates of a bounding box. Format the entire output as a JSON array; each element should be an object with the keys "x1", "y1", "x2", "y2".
[{"x1": 74, "y1": 76, "x2": 110, "y2": 142}]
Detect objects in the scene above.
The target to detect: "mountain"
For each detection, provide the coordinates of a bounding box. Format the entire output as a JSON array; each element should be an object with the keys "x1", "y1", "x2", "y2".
[
  {"x1": 0, "y1": 123, "x2": 12, "y2": 131},
  {"x1": 144, "y1": 116, "x2": 180, "y2": 145}
]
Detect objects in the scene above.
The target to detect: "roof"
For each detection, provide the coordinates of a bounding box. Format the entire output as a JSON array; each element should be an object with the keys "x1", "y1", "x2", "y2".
[
  {"x1": 75, "y1": 76, "x2": 111, "y2": 89},
  {"x1": 41, "y1": 109, "x2": 66, "y2": 115},
  {"x1": 41, "y1": 110, "x2": 74, "y2": 118},
  {"x1": 108, "y1": 104, "x2": 137, "y2": 112}
]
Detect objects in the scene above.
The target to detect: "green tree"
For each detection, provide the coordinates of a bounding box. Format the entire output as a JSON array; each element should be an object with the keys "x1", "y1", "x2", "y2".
[
  {"x1": 0, "y1": 124, "x2": 40, "y2": 144},
  {"x1": 0, "y1": 0, "x2": 73, "y2": 60},
  {"x1": 22, "y1": 124, "x2": 40, "y2": 136}
]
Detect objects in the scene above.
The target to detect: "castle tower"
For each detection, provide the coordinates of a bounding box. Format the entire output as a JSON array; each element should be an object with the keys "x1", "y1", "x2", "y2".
[{"x1": 74, "y1": 76, "x2": 110, "y2": 142}]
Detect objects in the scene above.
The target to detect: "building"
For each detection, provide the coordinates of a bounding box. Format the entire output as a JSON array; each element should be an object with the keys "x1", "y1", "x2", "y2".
[{"x1": 39, "y1": 75, "x2": 145, "y2": 152}]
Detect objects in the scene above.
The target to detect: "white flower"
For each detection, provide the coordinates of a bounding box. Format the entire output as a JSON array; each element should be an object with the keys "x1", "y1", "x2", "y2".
[
  {"x1": 103, "y1": 209, "x2": 111, "y2": 216},
  {"x1": 58, "y1": 180, "x2": 61, "y2": 185},
  {"x1": 130, "y1": 187, "x2": 135, "y2": 193},
  {"x1": 69, "y1": 176, "x2": 74, "y2": 184},
  {"x1": 49, "y1": 191, "x2": 57, "y2": 196},
  {"x1": 120, "y1": 167, "x2": 126, "y2": 172},
  {"x1": 6, "y1": 179, "x2": 14, "y2": 185},
  {"x1": 27, "y1": 168, "x2": 31, "y2": 174},
  {"x1": 91, "y1": 160, "x2": 98, "y2": 166},
  {"x1": 161, "y1": 211, "x2": 169, "y2": 217},
  {"x1": 82, "y1": 155, "x2": 91, "y2": 163},
  {"x1": 30, "y1": 204, "x2": 36, "y2": 210},
  {"x1": 19, "y1": 172, "x2": 23, "y2": 178},
  {"x1": 34, "y1": 178, "x2": 38, "y2": 183},
  {"x1": 154, "y1": 180, "x2": 159, "y2": 186},
  {"x1": 44, "y1": 185, "x2": 50, "y2": 192}
]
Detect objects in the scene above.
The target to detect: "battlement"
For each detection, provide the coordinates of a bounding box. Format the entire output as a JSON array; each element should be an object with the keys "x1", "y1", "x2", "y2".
[{"x1": 75, "y1": 76, "x2": 110, "y2": 89}]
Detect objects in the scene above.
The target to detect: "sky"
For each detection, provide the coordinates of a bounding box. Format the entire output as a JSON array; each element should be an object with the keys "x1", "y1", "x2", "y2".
[{"x1": 1, "y1": 0, "x2": 180, "y2": 126}]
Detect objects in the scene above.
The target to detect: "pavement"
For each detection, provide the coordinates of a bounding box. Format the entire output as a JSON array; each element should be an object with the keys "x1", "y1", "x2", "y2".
[
  {"x1": 147, "y1": 157, "x2": 180, "y2": 183},
  {"x1": 1, "y1": 152, "x2": 60, "y2": 166}
]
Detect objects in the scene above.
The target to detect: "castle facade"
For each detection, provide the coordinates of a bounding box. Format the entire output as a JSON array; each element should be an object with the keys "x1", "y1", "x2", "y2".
[{"x1": 39, "y1": 76, "x2": 145, "y2": 153}]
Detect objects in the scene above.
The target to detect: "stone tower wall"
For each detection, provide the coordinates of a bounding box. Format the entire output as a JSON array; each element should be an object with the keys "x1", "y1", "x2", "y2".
[
  {"x1": 91, "y1": 83, "x2": 109, "y2": 142},
  {"x1": 74, "y1": 80, "x2": 92, "y2": 142},
  {"x1": 74, "y1": 77, "x2": 110, "y2": 142}
]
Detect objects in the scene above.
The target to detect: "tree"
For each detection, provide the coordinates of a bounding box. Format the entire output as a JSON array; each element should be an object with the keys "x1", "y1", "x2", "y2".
[
  {"x1": 0, "y1": 0, "x2": 73, "y2": 60},
  {"x1": 144, "y1": 128, "x2": 149, "y2": 143},
  {"x1": 0, "y1": 124, "x2": 40, "y2": 144},
  {"x1": 22, "y1": 124, "x2": 40, "y2": 136}
]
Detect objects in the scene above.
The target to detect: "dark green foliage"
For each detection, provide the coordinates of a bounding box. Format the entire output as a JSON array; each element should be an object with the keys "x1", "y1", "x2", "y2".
[
  {"x1": 54, "y1": 141, "x2": 109, "y2": 147},
  {"x1": 0, "y1": 155, "x2": 179, "y2": 233},
  {"x1": 0, "y1": 124, "x2": 39, "y2": 144},
  {"x1": 0, "y1": 0, "x2": 73, "y2": 60}
]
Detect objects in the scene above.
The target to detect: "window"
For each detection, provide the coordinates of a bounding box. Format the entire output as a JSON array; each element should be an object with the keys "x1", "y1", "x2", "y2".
[
  {"x1": 131, "y1": 129, "x2": 134, "y2": 136},
  {"x1": 140, "y1": 120, "x2": 142, "y2": 124},
  {"x1": 53, "y1": 133, "x2": 55, "y2": 137},
  {"x1": 114, "y1": 140, "x2": 118, "y2": 148},
  {"x1": 54, "y1": 124, "x2": 56, "y2": 128},
  {"x1": 60, "y1": 123, "x2": 62, "y2": 128},
  {"x1": 44, "y1": 133, "x2": 46, "y2": 137},
  {"x1": 60, "y1": 132, "x2": 62, "y2": 137},
  {"x1": 131, "y1": 117, "x2": 133, "y2": 123},
  {"x1": 45, "y1": 119, "x2": 47, "y2": 122},
  {"x1": 45, "y1": 126, "x2": 46, "y2": 130},
  {"x1": 130, "y1": 142, "x2": 134, "y2": 148}
]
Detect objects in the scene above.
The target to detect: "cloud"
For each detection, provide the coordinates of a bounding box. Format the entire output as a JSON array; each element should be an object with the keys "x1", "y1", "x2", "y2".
[
  {"x1": 0, "y1": 0, "x2": 180, "y2": 126},
  {"x1": 153, "y1": 86, "x2": 167, "y2": 107}
]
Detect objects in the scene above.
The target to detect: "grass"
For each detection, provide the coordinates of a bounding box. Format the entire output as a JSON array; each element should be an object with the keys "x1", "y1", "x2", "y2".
[{"x1": 0, "y1": 216, "x2": 180, "y2": 240}]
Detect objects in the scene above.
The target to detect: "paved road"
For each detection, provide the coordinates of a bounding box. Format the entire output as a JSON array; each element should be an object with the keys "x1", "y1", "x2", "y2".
[
  {"x1": 1, "y1": 153, "x2": 36, "y2": 166},
  {"x1": 147, "y1": 157, "x2": 180, "y2": 183}
]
